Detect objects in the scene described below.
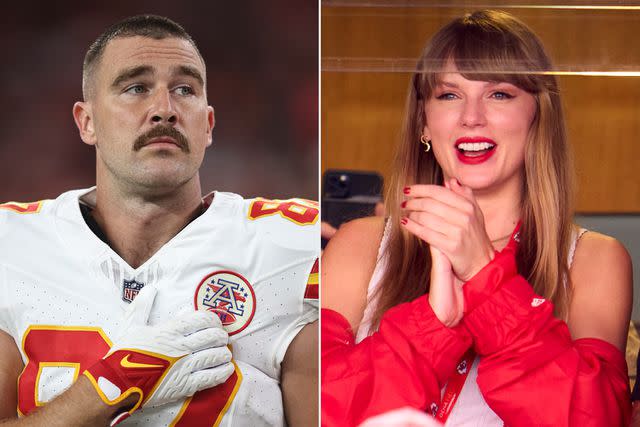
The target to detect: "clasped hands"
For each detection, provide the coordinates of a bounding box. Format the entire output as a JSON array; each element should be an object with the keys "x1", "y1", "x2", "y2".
[{"x1": 401, "y1": 179, "x2": 496, "y2": 328}]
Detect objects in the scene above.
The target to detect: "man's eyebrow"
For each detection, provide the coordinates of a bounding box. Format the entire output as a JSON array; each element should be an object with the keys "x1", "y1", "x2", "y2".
[
  {"x1": 111, "y1": 65, "x2": 154, "y2": 89},
  {"x1": 174, "y1": 65, "x2": 204, "y2": 87}
]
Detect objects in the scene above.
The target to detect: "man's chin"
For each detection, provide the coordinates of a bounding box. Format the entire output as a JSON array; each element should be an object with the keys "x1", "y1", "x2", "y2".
[{"x1": 130, "y1": 169, "x2": 196, "y2": 195}]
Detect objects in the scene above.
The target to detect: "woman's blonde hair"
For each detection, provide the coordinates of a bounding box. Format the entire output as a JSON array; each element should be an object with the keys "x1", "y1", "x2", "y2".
[{"x1": 372, "y1": 10, "x2": 575, "y2": 326}]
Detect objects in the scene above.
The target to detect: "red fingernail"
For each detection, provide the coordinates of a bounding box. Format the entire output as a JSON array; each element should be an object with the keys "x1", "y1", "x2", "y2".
[
  {"x1": 401, "y1": 201, "x2": 406, "y2": 208},
  {"x1": 400, "y1": 217, "x2": 408, "y2": 225},
  {"x1": 403, "y1": 187, "x2": 410, "y2": 194}
]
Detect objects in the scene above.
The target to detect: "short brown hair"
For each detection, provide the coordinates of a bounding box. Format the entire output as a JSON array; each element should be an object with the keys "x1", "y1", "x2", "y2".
[{"x1": 82, "y1": 14, "x2": 203, "y2": 99}]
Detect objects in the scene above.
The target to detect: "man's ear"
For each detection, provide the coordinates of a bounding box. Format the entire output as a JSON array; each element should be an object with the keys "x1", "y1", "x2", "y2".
[
  {"x1": 73, "y1": 101, "x2": 97, "y2": 146},
  {"x1": 206, "y1": 105, "x2": 215, "y2": 147}
]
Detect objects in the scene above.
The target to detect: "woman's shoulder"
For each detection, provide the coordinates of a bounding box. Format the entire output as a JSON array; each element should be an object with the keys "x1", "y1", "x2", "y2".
[
  {"x1": 333, "y1": 216, "x2": 387, "y2": 248},
  {"x1": 571, "y1": 229, "x2": 632, "y2": 298},
  {"x1": 568, "y1": 229, "x2": 632, "y2": 351},
  {"x1": 572, "y1": 230, "x2": 632, "y2": 275},
  {"x1": 321, "y1": 216, "x2": 387, "y2": 330}
]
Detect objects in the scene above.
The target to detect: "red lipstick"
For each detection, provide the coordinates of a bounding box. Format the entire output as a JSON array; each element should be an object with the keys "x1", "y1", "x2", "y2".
[{"x1": 454, "y1": 136, "x2": 497, "y2": 165}]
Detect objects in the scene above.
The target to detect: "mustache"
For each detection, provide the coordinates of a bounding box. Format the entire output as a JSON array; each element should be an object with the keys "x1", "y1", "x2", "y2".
[{"x1": 133, "y1": 126, "x2": 190, "y2": 153}]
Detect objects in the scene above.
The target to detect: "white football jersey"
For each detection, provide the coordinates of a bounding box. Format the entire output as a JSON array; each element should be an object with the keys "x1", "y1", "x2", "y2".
[{"x1": 0, "y1": 188, "x2": 319, "y2": 426}]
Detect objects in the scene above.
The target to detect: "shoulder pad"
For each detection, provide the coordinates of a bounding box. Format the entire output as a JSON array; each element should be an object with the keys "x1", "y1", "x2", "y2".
[
  {"x1": 0, "y1": 200, "x2": 47, "y2": 215},
  {"x1": 0, "y1": 199, "x2": 52, "y2": 241},
  {"x1": 244, "y1": 197, "x2": 319, "y2": 252}
]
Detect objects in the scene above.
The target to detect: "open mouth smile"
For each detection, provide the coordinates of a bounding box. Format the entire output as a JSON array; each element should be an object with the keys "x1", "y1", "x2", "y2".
[{"x1": 455, "y1": 137, "x2": 497, "y2": 164}]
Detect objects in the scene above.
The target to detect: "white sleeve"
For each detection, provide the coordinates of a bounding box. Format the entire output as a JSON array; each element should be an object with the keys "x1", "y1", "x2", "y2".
[
  {"x1": 273, "y1": 297, "x2": 319, "y2": 370},
  {"x1": 0, "y1": 264, "x2": 13, "y2": 335},
  {"x1": 268, "y1": 256, "x2": 319, "y2": 376}
]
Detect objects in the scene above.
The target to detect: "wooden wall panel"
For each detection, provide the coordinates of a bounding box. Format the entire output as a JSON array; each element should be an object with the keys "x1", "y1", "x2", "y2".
[{"x1": 322, "y1": 5, "x2": 640, "y2": 213}]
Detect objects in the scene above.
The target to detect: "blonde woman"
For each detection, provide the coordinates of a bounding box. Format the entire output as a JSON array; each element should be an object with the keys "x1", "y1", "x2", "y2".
[{"x1": 322, "y1": 10, "x2": 632, "y2": 427}]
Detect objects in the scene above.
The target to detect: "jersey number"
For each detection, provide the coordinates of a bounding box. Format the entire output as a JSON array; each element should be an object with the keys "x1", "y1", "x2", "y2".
[
  {"x1": 18, "y1": 326, "x2": 241, "y2": 426},
  {"x1": 248, "y1": 199, "x2": 318, "y2": 225},
  {"x1": 0, "y1": 201, "x2": 43, "y2": 214}
]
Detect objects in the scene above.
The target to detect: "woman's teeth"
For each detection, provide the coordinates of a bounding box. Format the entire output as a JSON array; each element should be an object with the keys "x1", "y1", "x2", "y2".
[
  {"x1": 457, "y1": 142, "x2": 495, "y2": 152},
  {"x1": 457, "y1": 142, "x2": 496, "y2": 156}
]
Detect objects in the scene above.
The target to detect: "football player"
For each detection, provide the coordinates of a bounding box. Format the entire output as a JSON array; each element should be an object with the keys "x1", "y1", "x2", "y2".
[{"x1": 0, "y1": 15, "x2": 318, "y2": 427}]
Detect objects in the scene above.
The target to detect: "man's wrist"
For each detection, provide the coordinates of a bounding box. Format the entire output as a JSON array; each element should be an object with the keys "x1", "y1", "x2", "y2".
[{"x1": 73, "y1": 375, "x2": 138, "y2": 425}]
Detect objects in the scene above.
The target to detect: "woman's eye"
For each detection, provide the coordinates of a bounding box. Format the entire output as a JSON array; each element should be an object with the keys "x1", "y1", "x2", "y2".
[
  {"x1": 491, "y1": 91, "x2": 514, "y2": 100},
  {"x1": 435, "y1": 92, "x2": 458, "y2": 100}
]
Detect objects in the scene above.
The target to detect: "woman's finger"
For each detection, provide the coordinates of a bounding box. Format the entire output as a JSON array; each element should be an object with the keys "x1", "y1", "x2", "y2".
[
  {"x1": 400, "y1": 215, "x2": 452, "y2": 253},
  {"x1": 404, "y1": 184, "x2": 469, "y2": 211},
  {"x1": 406, "y1": 210, "x2": 457, "y2": 241},
  {"x1": 402, "y1": 196, "x2": 469, "y2": 227},
  {"x1": 448, "y1": 178, "x2": 477, "y2": 205}
]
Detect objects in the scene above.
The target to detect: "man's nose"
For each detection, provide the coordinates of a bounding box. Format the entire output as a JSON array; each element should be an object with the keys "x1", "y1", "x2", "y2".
[{"x1": 150, "y1": 88, "x2": 177, "y2": 125}]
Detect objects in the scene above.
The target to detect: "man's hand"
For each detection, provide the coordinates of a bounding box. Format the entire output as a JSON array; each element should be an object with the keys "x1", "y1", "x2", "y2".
[{"x1": 84, "y1": 286, "x2": 234, "y2": 425}]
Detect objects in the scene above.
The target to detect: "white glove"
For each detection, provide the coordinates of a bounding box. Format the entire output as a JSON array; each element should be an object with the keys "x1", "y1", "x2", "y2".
[{"x1": 83, "y1": 286, "x2": 234, "y2": 425}]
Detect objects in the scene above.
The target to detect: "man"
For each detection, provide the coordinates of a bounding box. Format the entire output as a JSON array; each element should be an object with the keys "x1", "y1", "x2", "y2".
[{"x1": 0, "y1": 15, "x2": 318, "y2": 426}]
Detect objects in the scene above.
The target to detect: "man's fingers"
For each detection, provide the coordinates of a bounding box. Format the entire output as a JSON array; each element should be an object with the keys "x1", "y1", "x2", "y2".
[
  {"x1": 186, "y1": 346, "x2": 233, "y2": 372},
  {"x1": 188, "y1": 362, "x2": 236, "y2": 394},
  {"x1": 168, "y1": 310, "x2": 221, "y2": 336},
  {"x1": 182, "y1": 325, "x2": 229, "y2": 351}
]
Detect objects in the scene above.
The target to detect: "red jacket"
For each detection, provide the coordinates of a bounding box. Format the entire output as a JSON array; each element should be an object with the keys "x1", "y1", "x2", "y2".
[{"x1": 321, "y1": 243, "x2": 631, "y2": 427}]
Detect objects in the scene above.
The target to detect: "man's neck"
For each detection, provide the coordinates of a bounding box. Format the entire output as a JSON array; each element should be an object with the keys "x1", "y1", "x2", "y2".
[{"x1": 90, "y1": 179, "x2": 204, "y2": 269}]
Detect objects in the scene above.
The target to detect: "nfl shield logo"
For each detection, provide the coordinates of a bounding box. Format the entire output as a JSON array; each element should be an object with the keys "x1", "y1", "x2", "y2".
[{"x1": 122, "y1": 279, "x2": 145, "y2": 303}]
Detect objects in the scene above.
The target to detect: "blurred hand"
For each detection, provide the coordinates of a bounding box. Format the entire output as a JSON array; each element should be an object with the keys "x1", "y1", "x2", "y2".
[
  {"x1": 321, "y1": 222, "x2": 338, "y2": 240},
  {"x1": 359, "y1": 407, "x2": 444, "y2": 427},
  {"x1": 321, "y1": 201, "x2": 385, "y2": 242},
  {"x1": 374, "y1": 202, "x2": 385, "y2": 217}
]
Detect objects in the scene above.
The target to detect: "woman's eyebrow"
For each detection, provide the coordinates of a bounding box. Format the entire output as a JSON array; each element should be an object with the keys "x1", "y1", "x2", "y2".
[{"x1": 435, "y1": 81, "x2": 459, "y2": 89}]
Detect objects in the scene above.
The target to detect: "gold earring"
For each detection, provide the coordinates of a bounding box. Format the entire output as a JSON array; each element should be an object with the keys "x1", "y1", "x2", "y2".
[{"x1": 420, "y1": 135, "x2": 431, "y2": 152}]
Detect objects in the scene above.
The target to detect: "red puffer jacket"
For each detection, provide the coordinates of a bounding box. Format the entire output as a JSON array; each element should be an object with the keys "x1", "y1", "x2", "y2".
[{"x1": 321, "y1": 241, "x2": 631, "y2": 427}]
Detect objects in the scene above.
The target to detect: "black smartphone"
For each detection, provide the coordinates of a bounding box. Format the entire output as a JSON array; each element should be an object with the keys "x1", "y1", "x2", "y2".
[{"x1": 321, "y1": 169, "x2": 383, "y2": 248}]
